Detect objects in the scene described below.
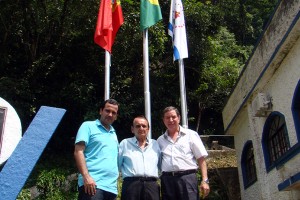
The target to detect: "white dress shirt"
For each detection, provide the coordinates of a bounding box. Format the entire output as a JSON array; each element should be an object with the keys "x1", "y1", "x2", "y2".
[{"x1": 157, "y1": 125, "x2": 208, "y2": 172}]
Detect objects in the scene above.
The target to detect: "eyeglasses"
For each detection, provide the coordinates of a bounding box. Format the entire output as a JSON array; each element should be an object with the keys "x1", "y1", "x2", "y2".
[{"x1": 134, "y1": 124, "x2": 148, "y2": 129}]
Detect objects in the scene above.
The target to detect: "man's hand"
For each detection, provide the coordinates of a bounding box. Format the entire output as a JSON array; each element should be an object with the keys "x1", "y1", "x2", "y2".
[
  {"x1": 74, "y1": 142, "x2": 97, "y2": 196},
  {"x1": 83, "y1": 174, "x2": 97, "y2": 196},
  {"x1": 200, "y1": 181, "x2": 210, "y2": 198}
]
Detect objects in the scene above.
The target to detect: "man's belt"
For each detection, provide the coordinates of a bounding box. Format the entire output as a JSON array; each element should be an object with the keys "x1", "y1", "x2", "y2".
[
  {"x1": 162, "y1": 169, "x2": 197, "y2": 176},
  {"x1": 123, "y1": 176, "x2": 158, "y2": 182}
]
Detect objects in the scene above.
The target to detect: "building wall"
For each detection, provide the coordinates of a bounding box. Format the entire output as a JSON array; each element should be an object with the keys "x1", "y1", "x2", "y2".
[
  {"x1": 222, "y1": 0, "x2": 300, "y2": 199},
  {"x1": 266, "y1": 38, "x2": 300, "y2": 146},
  {"x1": 233, "y1": 110, "x2": 264, "y2": 200},
  {"x1": 229, "y1": 37, "x2": 300, "y2": 200}
]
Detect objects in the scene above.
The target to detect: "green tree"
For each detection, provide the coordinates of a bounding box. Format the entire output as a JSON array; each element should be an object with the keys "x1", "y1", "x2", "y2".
[
  {"x1": 192, "y1": 27, "x2": 251, "y2": 133},
  {"x1": 0, "y1": 0, "x2": 278, "y2": 149}
]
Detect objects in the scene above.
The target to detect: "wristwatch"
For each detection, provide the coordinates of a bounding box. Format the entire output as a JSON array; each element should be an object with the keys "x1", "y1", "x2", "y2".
[{"x1": 202, "y1": 178, "x2": 209, "y2": 184}]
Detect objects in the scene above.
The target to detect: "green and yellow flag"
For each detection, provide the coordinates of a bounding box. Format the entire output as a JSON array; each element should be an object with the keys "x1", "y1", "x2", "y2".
[{"x1": 140, "y1": 0, "x2": 162, "y2": 31}]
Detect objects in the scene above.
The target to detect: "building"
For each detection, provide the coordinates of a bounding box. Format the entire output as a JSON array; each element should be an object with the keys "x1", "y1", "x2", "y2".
[{"x1": 222, "y1": 0, "x2": 300, "y2": 199}]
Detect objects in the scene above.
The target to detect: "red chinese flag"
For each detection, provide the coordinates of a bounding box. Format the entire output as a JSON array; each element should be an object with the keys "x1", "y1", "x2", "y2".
[{"x1": 94, "y1": 0, "x2": 124, "y2": 53}]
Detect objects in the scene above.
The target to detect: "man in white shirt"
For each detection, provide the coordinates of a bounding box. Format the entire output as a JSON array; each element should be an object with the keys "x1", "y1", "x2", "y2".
[{"x1": 157, "y1": 106, "x2": 210, "y2": 200}]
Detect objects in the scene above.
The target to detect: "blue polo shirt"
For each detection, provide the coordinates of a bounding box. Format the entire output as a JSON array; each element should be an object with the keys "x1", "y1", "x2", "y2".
[
  {"x1": 75, "y1": 119, "x2": 119, "y2": 194},
  {"x1": 118, "y1": 137, "x2": 161, "y2": 179}
]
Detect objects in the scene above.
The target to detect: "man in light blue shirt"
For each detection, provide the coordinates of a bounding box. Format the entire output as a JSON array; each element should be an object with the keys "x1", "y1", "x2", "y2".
[
  {"x1": 74, "y1": 99, "x2": 119, "y2": 200},
  {"x1": 118, "y1": 115, "x2": 161, "y2": 200}
]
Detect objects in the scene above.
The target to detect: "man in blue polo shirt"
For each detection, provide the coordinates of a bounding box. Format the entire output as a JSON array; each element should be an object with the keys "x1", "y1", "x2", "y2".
[{"x1": 74, "y1": 99, "x2": 119, "y2": 200}]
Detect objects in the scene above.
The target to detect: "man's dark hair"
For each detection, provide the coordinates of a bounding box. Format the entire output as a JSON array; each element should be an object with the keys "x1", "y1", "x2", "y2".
[
  {"x1": 162, "y1": 106, "x2": 180, "y2": 118},
  {"x1": 100, "y1": 99, "x2": 119, "y2": 110},
  {"x1": 132, "y1": 115, "x2": 149, "y2": 128}
]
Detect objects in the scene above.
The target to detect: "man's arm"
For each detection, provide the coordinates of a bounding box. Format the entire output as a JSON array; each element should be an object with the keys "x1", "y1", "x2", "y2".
[
  {"x1": 198, "y1": 156, "x2": 210, "y2": 197},
  {"x1": 74, "y1": 141, "x2": 96, "y2": 195}
]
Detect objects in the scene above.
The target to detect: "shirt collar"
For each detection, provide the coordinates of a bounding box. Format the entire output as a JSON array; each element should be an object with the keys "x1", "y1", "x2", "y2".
[
  {"x1": 96, "y1": 119, "x2": 115, "y2": 133},
  {"x1": 133, "y1": 136, "x2": 149, "y2": 145},
  {"x1": 163, "y1": 125, "x2": 187, "y2": 139}
]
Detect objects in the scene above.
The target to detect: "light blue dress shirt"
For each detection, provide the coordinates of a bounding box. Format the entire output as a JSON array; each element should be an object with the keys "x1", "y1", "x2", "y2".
[{"x1": 118, "y1": 136, "x2": 161, "y2": 179}]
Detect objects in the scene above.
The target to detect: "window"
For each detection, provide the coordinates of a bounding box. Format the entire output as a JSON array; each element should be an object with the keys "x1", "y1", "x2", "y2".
[
  {"x1": 262, "y1": 112, "x2": 290, "y2": 171},
  {"x1": 291, "y1": 79, "x2": 300, "y2": 140},
  {"x1": 0, "y1": 107, "x2": 7, "y2": 156},
  {"x1": 241, "y1": 141, "x2": 257, "y2": 189}
]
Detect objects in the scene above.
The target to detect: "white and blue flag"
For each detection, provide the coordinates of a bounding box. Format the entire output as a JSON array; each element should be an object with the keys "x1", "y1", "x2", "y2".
[{"x1": 168, "y1": 0, "x2": 188, "y2": 61}]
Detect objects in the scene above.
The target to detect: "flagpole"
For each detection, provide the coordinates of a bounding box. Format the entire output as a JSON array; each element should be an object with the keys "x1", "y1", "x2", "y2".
[
  {"x1": 178, "y1": 59, "x2": 188, "y2": 128},
  {"x1": 94, "y1": 0, "x2": 124, "y2": 101},
  {"x1": 140, "y1": 0, "x2": 162, "y2": 138},
  {"x1": 168, "y1": 0, "x2": 188, "y2": 128},
  {"x1": 143, "y1": 29, "x2": 152, "y2": 138},
  {"x1": 104, "y1": 50, "x2": 111, "y2": 100}
]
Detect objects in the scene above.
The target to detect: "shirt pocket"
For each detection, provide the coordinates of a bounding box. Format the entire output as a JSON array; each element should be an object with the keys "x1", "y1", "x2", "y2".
[{"x1": 174, "y1": 144, "x2": 191, "y2": 158}]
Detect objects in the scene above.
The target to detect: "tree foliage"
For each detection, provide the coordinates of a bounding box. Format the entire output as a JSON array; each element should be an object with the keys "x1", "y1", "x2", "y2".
[{"x1": 0, "y1": 0, "x2": 278, "y2": 154}]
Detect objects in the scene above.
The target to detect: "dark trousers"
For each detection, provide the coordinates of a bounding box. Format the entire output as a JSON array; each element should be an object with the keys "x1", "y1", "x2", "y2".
[
  {"x1": 160, "y1": 173, "x2": 199, "y2": 200},
  {"x1": 78, "y1": 186, "x2": 117, "y2": 200},
  {"x1": 121, "y1": 177, "x2": 160, "y2": 200}
]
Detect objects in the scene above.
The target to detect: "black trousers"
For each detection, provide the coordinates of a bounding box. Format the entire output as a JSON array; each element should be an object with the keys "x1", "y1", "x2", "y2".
[
  {"x1": 160, "y1": 173, "x2": 199, "y2": 200},
  {"x1": 78, "y1": 186, "x2": 117, "y2": 200},
  {"x1": 121, "y1": 177, "x2": 160, "y2": 200}
]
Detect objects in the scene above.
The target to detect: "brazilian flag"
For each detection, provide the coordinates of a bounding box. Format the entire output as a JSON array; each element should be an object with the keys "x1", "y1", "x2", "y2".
[{"x1": 140, "y1": 0, "x2": 162, "y2": 30}]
